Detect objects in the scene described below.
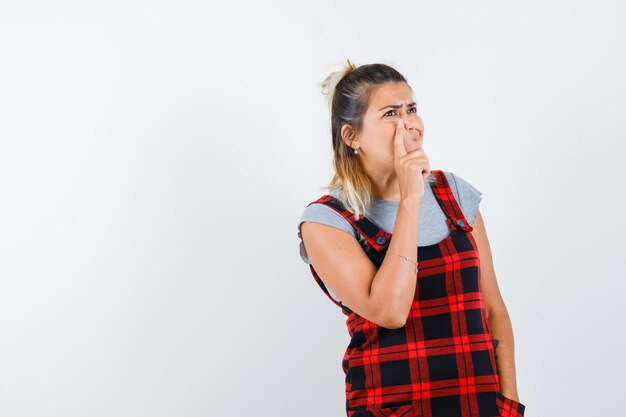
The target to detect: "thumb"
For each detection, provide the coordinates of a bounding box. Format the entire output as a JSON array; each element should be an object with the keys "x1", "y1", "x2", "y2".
[{"x1": 394, "y1": 119, "x2": 408, "y2": 158}]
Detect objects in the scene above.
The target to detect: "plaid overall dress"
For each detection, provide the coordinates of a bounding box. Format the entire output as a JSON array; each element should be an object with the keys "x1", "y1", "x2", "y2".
[{"x1": 306, "y1": 170, "x2": 526, "y2": 417}]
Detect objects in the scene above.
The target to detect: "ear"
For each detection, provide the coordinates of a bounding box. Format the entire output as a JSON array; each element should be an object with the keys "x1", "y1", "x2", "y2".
[{"x1": 340, "y1": 123, "x2": 358, "y2": 147}]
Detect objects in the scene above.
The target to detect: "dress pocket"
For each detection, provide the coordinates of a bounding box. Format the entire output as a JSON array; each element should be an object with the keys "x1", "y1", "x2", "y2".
[
  {"x1": 347, "y1": 404, "x2": 414, "y2": 417},
  {"x1": 495, "y1": 392, "x2": 526, "y2": 417}
]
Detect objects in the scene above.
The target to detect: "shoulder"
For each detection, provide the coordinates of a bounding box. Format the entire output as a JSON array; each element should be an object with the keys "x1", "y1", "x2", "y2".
[
  {"x1": 297, "y1": 197, "x2": 359, "y2": 241},
  {"x1": 442, "y1": 171, "x2": 482, "y2": 199},
  {"x1": 297, "y1": 197, "x2": 359, "y2": 264},
  {"x1": 442, "y1": 171, "x2": 483, "y2": 226}
]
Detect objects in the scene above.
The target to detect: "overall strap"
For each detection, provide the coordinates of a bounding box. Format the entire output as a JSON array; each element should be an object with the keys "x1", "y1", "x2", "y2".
[
  {"x1": 307, "y1": 263, "x2": 354, "y2": 315},
  {"x1": 307, "y1": 195, "x2": 391, "y2": 252},
  {"x1": 430, "y1": 170, "x2": 474, "y2": 232},
  {"x1": 305, "y1": 195, "x2": 391, "y2": 316}
]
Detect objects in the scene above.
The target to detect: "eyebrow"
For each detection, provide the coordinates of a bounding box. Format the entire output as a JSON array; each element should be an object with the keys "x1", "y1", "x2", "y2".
[{"x1": 378, "y1": 102, "x2": 417, "y2": 111}]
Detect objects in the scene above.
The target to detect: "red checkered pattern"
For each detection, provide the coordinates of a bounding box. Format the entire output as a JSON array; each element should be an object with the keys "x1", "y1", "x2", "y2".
[
  {"x1": 306, "y1": 170, "x2": 526, "y2": 416},
  {"x1": 495, "y1": 392, "x2": 526, "y2": 417}
]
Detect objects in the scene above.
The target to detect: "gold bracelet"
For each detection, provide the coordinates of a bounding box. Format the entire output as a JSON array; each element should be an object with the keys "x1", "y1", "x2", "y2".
[{"x1": 387, "y1": 248, "x2": 419, "y2": 274}]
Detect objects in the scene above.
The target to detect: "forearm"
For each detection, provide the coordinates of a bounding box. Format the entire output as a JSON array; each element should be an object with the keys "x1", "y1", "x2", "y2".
[
  {"x1": 370, "y1": 197, "x2": 420, "y2": 327},
  {"x1": 488, "y1": 306, "x2": 521, "y2": 402}
]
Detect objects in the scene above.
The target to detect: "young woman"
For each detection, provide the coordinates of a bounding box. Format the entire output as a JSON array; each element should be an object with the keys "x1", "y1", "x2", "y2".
[{"x1": 297, "y1": 60, "x2": 526, "y2": 417}]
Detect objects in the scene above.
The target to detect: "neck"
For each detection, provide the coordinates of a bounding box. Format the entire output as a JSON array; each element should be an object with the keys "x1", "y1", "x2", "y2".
[{"x1": 362, "y1": 165, "x2": 401, "y2": 202}]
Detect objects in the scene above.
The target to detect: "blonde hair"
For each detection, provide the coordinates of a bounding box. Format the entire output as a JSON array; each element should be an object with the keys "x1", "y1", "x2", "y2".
[{"x1": 318, "y1": 59, "x2": 435, "y2": 219}]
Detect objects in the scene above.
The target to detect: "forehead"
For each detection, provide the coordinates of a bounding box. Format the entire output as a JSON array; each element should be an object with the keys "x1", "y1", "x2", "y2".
[{"x1": 368, "y1": 82, "x2": 413, "y2": 108}]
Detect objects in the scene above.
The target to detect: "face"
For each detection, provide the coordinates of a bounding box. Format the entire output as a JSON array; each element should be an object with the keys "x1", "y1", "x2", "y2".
[{"x1": 342, "y1": 81, "x2": 424, "y2": 167}]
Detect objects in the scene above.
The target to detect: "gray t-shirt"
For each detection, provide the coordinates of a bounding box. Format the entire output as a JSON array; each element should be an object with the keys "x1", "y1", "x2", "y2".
[{"x1": 297, "y1": 171, "x2": 482, "y2": 303}]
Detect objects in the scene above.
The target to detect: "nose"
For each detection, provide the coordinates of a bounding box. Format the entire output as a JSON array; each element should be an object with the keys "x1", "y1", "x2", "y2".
[
  {"x1": 403, "y1": 120, "x2": 419, "y2": 132},
  {"x1": 402, "y1": 119, "x2": 421, "y2": 139}
]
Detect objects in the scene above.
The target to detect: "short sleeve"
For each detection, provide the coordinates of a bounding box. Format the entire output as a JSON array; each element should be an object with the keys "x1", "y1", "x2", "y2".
[
  {"x1": 297, "y1": 203, "x2": 358, "y2": 265},
  {"x1": 449, "y1": 172, "x2": 483, "y2": 227}
]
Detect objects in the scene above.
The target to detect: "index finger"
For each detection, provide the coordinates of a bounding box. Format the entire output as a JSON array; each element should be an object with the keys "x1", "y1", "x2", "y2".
[{"x1": 394, "y1": 118, "x2": 407, "y2": 158}]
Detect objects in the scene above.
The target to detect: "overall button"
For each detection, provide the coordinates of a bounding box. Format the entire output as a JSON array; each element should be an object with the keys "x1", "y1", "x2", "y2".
[
  {"x1": 375, "y1": 236, "x2": 387, "y2": 245},
  {"x1": 455, "y1": 219, "x2": 466, "y2": 228}
]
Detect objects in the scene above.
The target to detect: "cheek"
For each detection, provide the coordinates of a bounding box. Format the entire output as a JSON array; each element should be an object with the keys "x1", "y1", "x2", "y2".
[
  {"x1": 362, "y1": 121, "x2": 398, "y2": 156},
  {"x1": 378, "y1": 121, "x2": 398, "y2": 142},
  {"x1": 369, "y1": 118, "x2": 396, "y2": 133}
]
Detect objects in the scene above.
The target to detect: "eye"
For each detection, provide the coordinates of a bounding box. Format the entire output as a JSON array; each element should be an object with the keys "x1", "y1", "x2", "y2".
[{"x1": 384, "y1": 107, "x2": 418, "y2": 117}]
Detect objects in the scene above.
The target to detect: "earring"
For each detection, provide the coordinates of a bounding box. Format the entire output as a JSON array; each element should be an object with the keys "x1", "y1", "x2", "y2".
[{"x1": 350, "y1": 138, "x2": 359, "y2": 155}]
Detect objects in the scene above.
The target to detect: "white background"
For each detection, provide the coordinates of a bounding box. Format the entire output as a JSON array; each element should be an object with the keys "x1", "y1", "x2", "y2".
[{"x1": 1, "y1": 1, "x2": 624, "y2": 416}]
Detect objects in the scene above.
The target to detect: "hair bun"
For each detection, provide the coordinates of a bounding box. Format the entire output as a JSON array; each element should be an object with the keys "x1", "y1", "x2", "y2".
[{"x1": 319, "y1": 58, "x2": 358, "y2": 112}]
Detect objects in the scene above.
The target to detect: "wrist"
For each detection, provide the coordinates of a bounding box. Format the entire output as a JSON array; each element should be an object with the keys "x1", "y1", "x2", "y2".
[{"x1": 400, "y1": 195, "x2": 421, "y2": 209}]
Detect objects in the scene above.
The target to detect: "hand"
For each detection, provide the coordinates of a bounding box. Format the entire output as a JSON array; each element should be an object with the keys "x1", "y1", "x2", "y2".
[{"x1": 393, "y1": 118, "x2": 430, "y2": 200}]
